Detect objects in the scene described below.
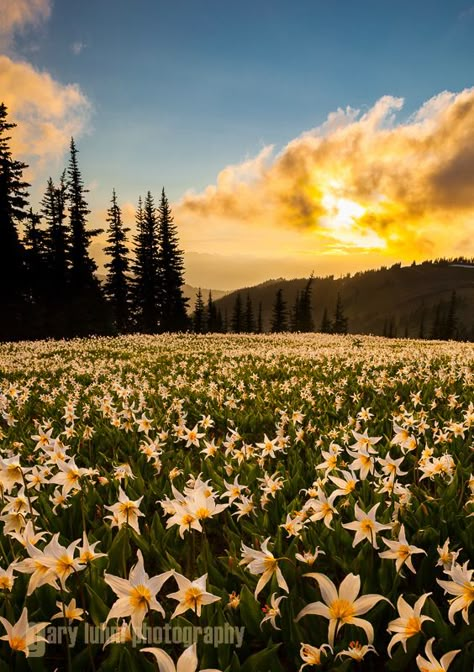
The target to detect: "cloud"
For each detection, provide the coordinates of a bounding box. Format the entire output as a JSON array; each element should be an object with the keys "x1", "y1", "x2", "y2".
[
  {"x1": 71, "y1": 41, "x2": 86, "y2": 56},
  {"x1": 0, "y1": 55, "x2": 91, "y2": 175},
  {"x1": 176, "y1": 89, "x2": 474, "y2": 263},
  {"x1": 0, "y1": 0, "x2": 51, "y2": 47}
]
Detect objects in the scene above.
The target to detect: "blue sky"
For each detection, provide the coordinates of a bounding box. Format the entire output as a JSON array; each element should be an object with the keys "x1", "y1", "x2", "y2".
[{"x1": 3, "y1": 0, "x2": 474, "y2": 287}]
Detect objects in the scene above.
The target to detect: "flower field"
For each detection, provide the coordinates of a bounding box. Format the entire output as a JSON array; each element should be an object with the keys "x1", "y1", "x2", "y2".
[{"x1": 0, "y1": 333, "x2": 473, "y2": 671}]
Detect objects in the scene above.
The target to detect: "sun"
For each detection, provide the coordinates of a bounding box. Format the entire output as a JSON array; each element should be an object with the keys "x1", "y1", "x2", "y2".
[{"x1": 320, "y1": 190, "x2": 386, "y2": 250}]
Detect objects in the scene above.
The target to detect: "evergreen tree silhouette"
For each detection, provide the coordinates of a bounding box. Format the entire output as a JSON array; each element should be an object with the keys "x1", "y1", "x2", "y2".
[
  {"x1": 104, "y1": 189, "x2": 131, "y2": 333},
  {"x1": 67, "y1": 139, "x2": 101, "y2": 289},
  {"x1": 157, "y1": 188, "x2": 189, "y2": 332},
  {"x1": 24, "y1": 209, "x2": 49, "y2": 338},
  {"x1": 257, "y1": 301, "x2": 263, "y2": 333},
  {"x1": 42, "y1": 173, "x2": 69, "y2": 290},
  {"x1": 0, "y1": 103, "x2": 30, "y2": 340},
  {"x1": 418, "y1": 303, "x2": 425, "y2": 339},
  {"x1": 271, "y1": 288, "x2": 288, "y2": 332},
  {"x1": 292, "y1": 275, "x2": 314, "y2": 331},
  {"x1": 131, "y1": 193, "x2": 160, "y2": 333},
  {"x1": 444, "y1": 291, "x2": 458, "y2": 340},
  {"x1": 231, "y1": 293, "x2": 243, "y2": 332},
  {"x1": 431, "y1": 302, "x2": 443, "y2": 340},
  {"x1": 244, "y1": 292, "x2": 256, "y2": 332},
  {"x1": 66, "y1": 138, "x2": 109, "y2": 335},
  {"x1": 320, "y1": 307, "x2": 332, "y2": 333},
  {"x1": 291, "y1": 291, "x2": 301, "y2": 332},
  {"x1": 193, "y1": 288, "x2": 205, "y2": 333},
  {"x1": 206, "y1": 291, "x2": 218, "y2": 332},
  {"x1": 40, "y1": 173, "x2": 70, "y2": 337},
  {"x1": 332, "y1": 293, "x2": 348, "y2": 334}
]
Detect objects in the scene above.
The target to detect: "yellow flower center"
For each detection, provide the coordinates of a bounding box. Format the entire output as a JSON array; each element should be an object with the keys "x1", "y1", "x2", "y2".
[
  {"x1": 404, "y1": 616, "x2": 421, "y2": 636},
  {"x1": 57, "y1": 555, "x2": 75, "y2": 575},
  {"x1": 397, "y1": 545, "x2": 410, "y2": 559},
  {"x1": 361, "y1": 518, "x2": 374, "y2": 534},
  {"x1": 463, "y1": 582, "x2": 474, "y2": 601},
  {"x1": 195, "y1": 507, "x2": 210, "y2": 519},
  {"x1": 130, "y1": 584, "x2": 152, "y2": 609},
  {"x1": 263, "y1": 557, "x2": 277, "y2": 571},
  {"x1": 10, "y1": 636, "x2": 26, "y2": 652},
  {"x1": 329, "y1": 599, "x2": 356, "y2": 622},
  {"x1": 184, "y1": 586, "x2": 204, "y2": 609},
  {"x1": 301, "y1": 646, "x2": 321, "y2": 664}
]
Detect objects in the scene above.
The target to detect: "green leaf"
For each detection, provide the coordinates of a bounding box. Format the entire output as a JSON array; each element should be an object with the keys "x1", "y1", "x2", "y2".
[{"x1": 240, "y1": 643, "x2": 282, "y2": 672}]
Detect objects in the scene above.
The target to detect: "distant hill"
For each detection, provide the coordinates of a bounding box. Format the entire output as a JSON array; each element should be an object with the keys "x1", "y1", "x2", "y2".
[
  {"x1": 183, "y1": 285, "x2": 228, "y2": 311},
  {"x1": 213, "y1": 259, "x2": 474, "y2": 338},
  {"x1": 98, "y1": 277, "x2": 228, "y2": 312}
]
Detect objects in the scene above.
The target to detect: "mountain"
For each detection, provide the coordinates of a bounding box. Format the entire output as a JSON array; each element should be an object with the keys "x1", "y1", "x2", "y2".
[
  {"x1": 183, "y1": 285, "x2": 228, "y2": 311},
  {"x1": 213, "y1": 258, "x2": 474, "y2": 338}
]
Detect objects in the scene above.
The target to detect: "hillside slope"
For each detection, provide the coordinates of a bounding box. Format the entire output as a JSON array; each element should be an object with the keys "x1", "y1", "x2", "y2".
[{"x1": 213, "y1": 260, "x2": 474, "y2": 337}]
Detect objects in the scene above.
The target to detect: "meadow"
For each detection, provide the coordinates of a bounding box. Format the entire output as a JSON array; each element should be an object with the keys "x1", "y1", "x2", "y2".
[{"x1": 0, "y1": 333, "x2": 472, "y2": 671}]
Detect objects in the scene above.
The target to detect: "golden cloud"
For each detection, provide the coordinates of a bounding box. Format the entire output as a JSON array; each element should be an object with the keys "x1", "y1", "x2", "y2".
[
  {"x1": 176, "y1": 89, "x2": 474, "y2": 261},
  {"x1": 0, "y1": 0, "x2": 51, "y2": 45},
  {"x1": 0, "y1": 55, "x2": 91, "y2": 175}
]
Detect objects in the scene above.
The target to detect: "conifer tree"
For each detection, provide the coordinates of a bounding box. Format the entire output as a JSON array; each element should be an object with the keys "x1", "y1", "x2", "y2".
[
  {"x1": 23, "y1": 209, "x2": 49, "y2": 337},
  {"x1": 257, "y1": 302, "x2": 263, "y2": 333},
  {"x1": 104, "y1": 189, "x2": 131, "y2": 333},
  {"x1": 193, "y1": 288, "x2": 205, "y2": 333},
  {"x1": 244, "y1": 292, "x2": 256, "y2": 332},
  {"x1": 431, "y1": 302, "x2": 443, "y2": 340},
  {"x1": 67, "y1": 138, "x2": 101, "y2": 289},
  {"x1": 131, "y1": 193, "x2": 160, "y2": 332},
  {"x1": 332, "y1": 293, "x2": 348, "y2": 334},
  {"x1": 444, "y1": 291, "x2": 458, "y2": 340},
  {"x1": 157, "y1": 188, "x2": 189, "y2": 331},
  {"x1": 66, "y1": 138, "x2": 109, "y2": 335},
  {"x1": 320, "y1": 307, "x2": 332, "y2": 333},
  {"x1": 231, "y1": 293, "x2": 243, "y2": 332},
  {"x1": 291, "y1": 291, "x2": 301, "y2": 332},
  {"x1": 292, "y1": 275, "x2": 314, "y2": 332},
  {"x1": 206, "y1": 291, "x2": 218, "y2": 332},
  {"x1": 0, "y1": 103, "x2": 30, "y2": 340},
  {"x1": 41, "y1": 173, "x2": 69, "y2": 291},
  {"x1": 418, "y1": 304, "x2": 425, "y2": 339},
  {"x1": 271, "y1": 288, "x2": 288, "y2": 332}
]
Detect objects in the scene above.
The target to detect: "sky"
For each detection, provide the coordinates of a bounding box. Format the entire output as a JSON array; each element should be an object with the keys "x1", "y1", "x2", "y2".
[{"x1": 1, "y1": 0, "x2": 474, "y2": 290}]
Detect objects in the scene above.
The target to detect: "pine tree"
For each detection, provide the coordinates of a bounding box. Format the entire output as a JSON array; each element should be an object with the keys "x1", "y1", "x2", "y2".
[
  {"x1": 418, "y1": 304, "x2": 425, "y2": 339},
  {"x1": 157, "y1": 188, "x2": 189, "y2": 332},
  {"x1": 131, "y1": 193, "x2": 160, "y2": 333},
  {"x1": 67, "y1": 138, "x2": 101, "y2": 289},
  {"x1": 291, "y1": 291, "x2": 301, "y2": 332},
  {"x1": 292, "y1": 275, "x2": 314, "y2": 332},
  {"x1": 231, "y1": 293, "x2": 243, "y2": 333},
  {"x1": 66, "y1": 138, "x2": 109, "y2": 335},
  {"x1": 23, "y1": 209, "x2": 49, "y2": 338},
  {"x1": 193, "y1": 288, "x2": 205, "y2": 333},
  {"x1": 257, "y1": 302, "x2": 263, "y2": 333},
  {"x1": 206, "y1": 291, "x2": 218, "y2": 332},
  {"x1": 444, "y1": 291, "x2": 458, "y2": 340},
  {"x1": 244, "y1": 292, "x2": 256, "y2": 332},
  {"x1": 104, "y1": 189, "x2": 131, "y2": 333},
  {"x1": 431, "y1": 302, "x2": 443, "y2": 340},
  {"x1": 332, "y1": 293, "x2": 348, "y2": 334},
  {"x1": 320, "y1": 307, "x2": 332, "y2": 333},
  {"x1": 0, "y1": 103, "x2": 30, "y2": 340},
  {"x1": 40, "y1": 173, "x2": 70, "y2": 337},
  {"x1": 41, "y1": 173, "x2": 69, "y2": 291},
  {"x1": 271, "y1": 288, "x2": 288, "y2": 332}
]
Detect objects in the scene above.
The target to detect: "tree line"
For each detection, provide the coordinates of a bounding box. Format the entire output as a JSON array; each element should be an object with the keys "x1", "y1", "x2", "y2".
[
  {"x1": 192, "y1": 276, "x2": 350, "y2": 334},
  {"x1": 0, "y1": 102, "x2": 188, "y2": 341},
  {"x1": 1, "y1": 102, "x2": 470, "y2": 342}
]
